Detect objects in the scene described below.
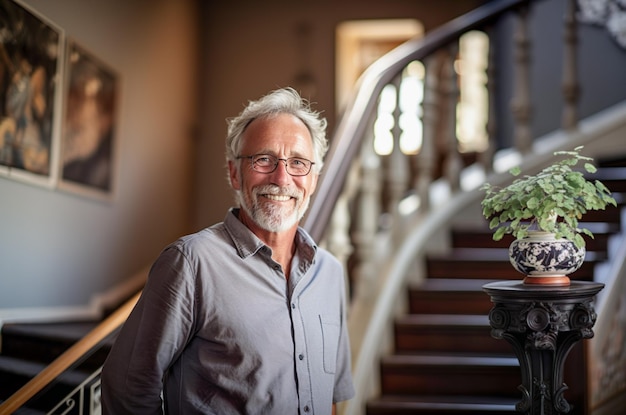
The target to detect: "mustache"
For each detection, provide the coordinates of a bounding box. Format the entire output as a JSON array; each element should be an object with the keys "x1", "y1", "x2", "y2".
[{"x1": 253, "y1": 184, "x2": 302, "y2": 199}]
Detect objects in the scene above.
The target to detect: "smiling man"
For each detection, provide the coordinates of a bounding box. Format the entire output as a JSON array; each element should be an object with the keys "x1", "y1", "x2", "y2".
[{"x1": 101, "y1": 88, "x2": 355, "y2": 415}]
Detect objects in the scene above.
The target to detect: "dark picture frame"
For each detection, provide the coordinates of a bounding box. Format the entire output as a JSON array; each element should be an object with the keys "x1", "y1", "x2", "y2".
[
  {"x1": 58, "y1": 39, "x2": 118, "y2": 199},
  {"x1": 0, "y1": 0, "x2": 64, "y2": 187}
]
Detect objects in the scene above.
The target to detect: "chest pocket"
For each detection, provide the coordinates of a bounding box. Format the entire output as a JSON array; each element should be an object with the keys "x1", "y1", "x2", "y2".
[{"x1": 319, "y1": 315, "x2": 340, "y2": 374}]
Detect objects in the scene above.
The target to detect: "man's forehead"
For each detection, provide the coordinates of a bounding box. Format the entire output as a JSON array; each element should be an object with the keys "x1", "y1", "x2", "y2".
[{"x1": 240, "y1": 115, "x2": 313, "y2": 154}]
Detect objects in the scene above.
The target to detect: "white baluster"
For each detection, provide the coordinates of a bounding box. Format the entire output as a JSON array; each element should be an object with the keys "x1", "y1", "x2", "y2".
[
  {"x1": 511, "y1": 4, "x2": 533, "y2": 153},
  {"x1": 442, "y1": 45, "x2": 462, "y2": 192},
  {"x1": 481, "y1": 27, "x2": 497, "y2": 173},
  {"x1": 324, "y1": 163, "x2": 358, "y2": 300},
  {"x1": 562, "y1": 0, "x2": 579, "y2": 131},
  {"x1": 415, "y1": 54, "x2": 441, "y2": 212},
  {"x1": 351, "y1": 115, "x2": 381, "y2": 296},
  {"x1": 385, "y1": 76, "x2": 410, "y2": 224}
]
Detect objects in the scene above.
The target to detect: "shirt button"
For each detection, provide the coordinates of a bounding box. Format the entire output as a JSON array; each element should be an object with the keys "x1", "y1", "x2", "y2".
[
  {"x1": 291, "y1": 303, "x2": 296, "y2": 309},
  {"x1": 304, "y1": 405, "x2": 310, "y2": 412},
  {"x1": 299, "y1": 354, "x2": 304, "y2": 360},
  {"x1": 273, "y1": 265, "x2": 280, "y2": 271}
]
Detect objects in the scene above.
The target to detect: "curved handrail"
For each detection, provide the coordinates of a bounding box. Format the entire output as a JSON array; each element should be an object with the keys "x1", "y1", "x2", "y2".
[
  {"x1": 303, "y1": 0, "x2": 528, "y2": 241},
  {"x1": 0, "y1": 291, "x2": 140, "y2": 414}
]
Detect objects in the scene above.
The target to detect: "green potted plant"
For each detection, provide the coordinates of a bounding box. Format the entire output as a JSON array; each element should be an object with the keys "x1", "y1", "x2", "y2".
[{"x1": 480, "y1": 146, "x2": 617, "y2": 285}]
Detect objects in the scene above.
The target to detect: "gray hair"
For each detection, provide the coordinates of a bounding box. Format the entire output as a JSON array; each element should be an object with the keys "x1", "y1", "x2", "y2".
[{"x1": 225, "y1": 87, "x2": 328, "y2": 174}]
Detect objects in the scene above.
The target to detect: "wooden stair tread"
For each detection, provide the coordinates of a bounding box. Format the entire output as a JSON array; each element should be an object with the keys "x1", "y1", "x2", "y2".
[
  {"x1": 428, "y1": 247, "x2": 606, "y2": 262},
  {"x1": 0, "y1": 355, "x2": 91, "y2": 403},
  {"x1": 450, "y1": 223, "x2": 619, "y2": 251},
  {"x1": 394, "y1": 332, "x2": 511, "y2": 356},
  {"x1": 425, "y1": 248, "x2": 604, "y2": 280},
  {"x1": 587, "y1": 167, "x2": 626, "y2": 192},
  {"x1": 452, "y1": 221, "x2": 620, "y2": 237},
  {"x1": 369, "y1": 394, "x2": 519, "y2": 404},
  {"x1": 381, "y1": 353, "x2": 518, "y2": 367},
  {"x1": 2, "y1": 321, "x2": 100, "y2": 341},
  {"x1": 0, "y1": 354, "x2": 89, "y2": 383},
  {"x1": 430, "y1": 248, "x2": 508, "y2": 261},
  {"x1": 410, "y1": 278, "x2": 498, "y2": 292},
  {"x1": 407, "y1": 279, "x2": 495, "y2": 315},
  {"x1": 397, "y1": 314, "x2": 489, "y2": 327},
  {"x1": 1, "y1": 321, "x2": 112, "y2": 368},
  {"x1": 379, "y1": 353, "x2": 521, "y2": 398},
  {"x1": 0, "y1": 355, "x2": 47, "y2": 378},
  {"x1": 598, "y1": 156, "x2": 626, "y2": 168},
  {"x1": 0, "y1": 404, "x2": 44, "y2": 415},
  {"x1": 367, "y1": 394, "x2": 518, "y2": 412},
  {"x1": 394, "y1": 315, "x2": 511, "y2": 354}
]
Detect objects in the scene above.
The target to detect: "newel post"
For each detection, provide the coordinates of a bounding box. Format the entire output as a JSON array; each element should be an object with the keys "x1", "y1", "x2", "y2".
[{"x1": 483, "y1": 281, "x2": 604, "y2": 414}]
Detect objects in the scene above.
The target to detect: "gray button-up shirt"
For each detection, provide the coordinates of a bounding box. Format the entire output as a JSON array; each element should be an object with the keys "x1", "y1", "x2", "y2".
[{"x1": 101, "y1": 209, "x2": 355, "y2": 414}]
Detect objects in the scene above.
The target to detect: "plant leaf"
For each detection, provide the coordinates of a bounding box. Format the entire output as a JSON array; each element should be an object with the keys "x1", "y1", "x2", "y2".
[
  {"x1": 493, "y1": 227, "x2": 507, "y2": 241},
  {"x1": 526, "y1": 197, "x2": 539, "y2": 209}
]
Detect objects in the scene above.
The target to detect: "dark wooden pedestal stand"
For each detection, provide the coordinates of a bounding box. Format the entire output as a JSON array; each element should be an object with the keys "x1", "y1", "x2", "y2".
[{"x1": 483, "y1": 280, "x2": 604, "y2": 414}]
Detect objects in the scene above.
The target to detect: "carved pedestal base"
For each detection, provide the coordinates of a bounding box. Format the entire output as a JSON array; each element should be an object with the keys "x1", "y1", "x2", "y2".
[{"x1": 483, "y1": 281, "x2": 604, "y2": 414}]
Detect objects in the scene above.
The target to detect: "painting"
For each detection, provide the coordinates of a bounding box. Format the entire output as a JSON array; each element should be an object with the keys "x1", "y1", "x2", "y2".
[
  {"x1": 59, "y1": 40, "x2": 118, "y2": 199},
  {"x1": 0, "y1": 0, "x2": 64, "y2": 187}
]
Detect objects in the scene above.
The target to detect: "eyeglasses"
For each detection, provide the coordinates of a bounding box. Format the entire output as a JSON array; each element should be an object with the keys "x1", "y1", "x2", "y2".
[{"x1": 237, "y1": 154, "x2": 315, "y2": 176}]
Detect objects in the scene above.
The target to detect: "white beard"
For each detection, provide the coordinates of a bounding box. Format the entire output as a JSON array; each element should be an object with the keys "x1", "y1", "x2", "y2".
[{"x1": 237, "y1": 184, "x2": 309, "y2": 233}]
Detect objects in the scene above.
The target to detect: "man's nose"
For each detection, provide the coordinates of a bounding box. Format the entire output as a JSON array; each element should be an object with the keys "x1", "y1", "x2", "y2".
[
  {"x1": 277, "y1": 158, "x2": 290, "y2": 170},
  {"x1": 269, "y1": 159, "x2": 291, "y2": 183}
]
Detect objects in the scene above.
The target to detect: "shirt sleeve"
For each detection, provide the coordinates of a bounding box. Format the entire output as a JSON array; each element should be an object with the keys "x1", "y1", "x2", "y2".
[{"x1": 101, "y1": 245, "x2": 196, "y2": 415}]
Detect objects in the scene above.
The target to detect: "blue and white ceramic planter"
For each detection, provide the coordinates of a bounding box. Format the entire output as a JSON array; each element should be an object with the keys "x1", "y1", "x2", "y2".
[{"x1": 509, "y1": 231, "x2": 585, "y2": 285}]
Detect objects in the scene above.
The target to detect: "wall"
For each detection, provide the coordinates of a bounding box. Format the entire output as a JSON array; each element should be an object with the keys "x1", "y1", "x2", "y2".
[{"x1": 0, "y1": 0, "x2": 198, "y2": 308}]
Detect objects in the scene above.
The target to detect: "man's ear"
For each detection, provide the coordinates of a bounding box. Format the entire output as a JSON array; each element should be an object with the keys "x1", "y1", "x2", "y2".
[{"x1": 228, "y1": 160, "x2": 241, "y2": 190}]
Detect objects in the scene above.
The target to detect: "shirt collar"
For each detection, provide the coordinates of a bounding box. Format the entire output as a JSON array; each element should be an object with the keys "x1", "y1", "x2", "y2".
[
  {"x1": 223, "y1": 208, "x2": 318, "y2": 261},
  {"x1": 224, "y1": 208, "x2": 265, "y2": 259}
]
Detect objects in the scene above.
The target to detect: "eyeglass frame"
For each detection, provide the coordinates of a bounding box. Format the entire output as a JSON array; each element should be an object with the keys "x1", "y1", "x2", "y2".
[{"x1": 236, "y1": 154, "x2": 316, "y2": 176}]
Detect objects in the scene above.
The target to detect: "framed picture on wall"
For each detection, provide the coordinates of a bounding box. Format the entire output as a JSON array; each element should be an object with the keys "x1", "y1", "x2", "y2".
[
  {"x1": 0, "y1": 0, "x2": 64, "y2": 188},
  {"x1": 58, "y1": 39, "x2": 118, "y2": 200}
]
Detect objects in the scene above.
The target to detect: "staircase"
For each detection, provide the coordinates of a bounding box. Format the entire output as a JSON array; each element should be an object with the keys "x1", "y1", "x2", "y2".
[{"x1": 366, "y1": 158, "x2": 626, "y2": 414}]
